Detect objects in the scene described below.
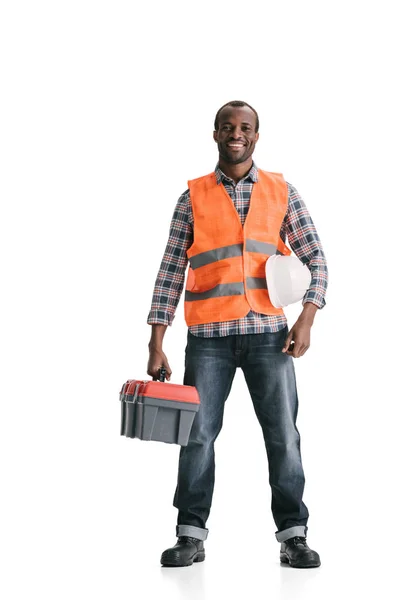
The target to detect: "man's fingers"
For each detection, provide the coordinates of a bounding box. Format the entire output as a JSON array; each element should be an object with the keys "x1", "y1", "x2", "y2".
[
  {"x1": 286, "y1": 342, "x2": 296, "y2": 356},
  {"x1": 163, "y1": 362, "x2": 172, "y2": 380},
  {"x1": 282, "y1": 331, "x2": 294, "y2": 352},
  {"x1": 298, "y1": 344, "x2": 310, "y2": 358},
  {"x1": 283, "y1": 323, "x2": 311, "y2": 358},
  {"x1": 288, "y1": 343, "x2": 310, "y2": 358},
  {"x1": 147, "y1": 349, "x2": 173, "y2": 380},
  {"x1": 157, "y1": 362, "x2": 172, "y2": 381},
  {"x1": 147, "y1": 362, "x2": 164, "y2": 379}
]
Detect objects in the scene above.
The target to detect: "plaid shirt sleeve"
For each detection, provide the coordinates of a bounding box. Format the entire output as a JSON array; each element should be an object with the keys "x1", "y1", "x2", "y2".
[
  {"x1": 281, "y1": 183, "x2": 328, "y2": 309},
  {"x1": 147, "y1": 190, "x2": 193, "y2": 326}
]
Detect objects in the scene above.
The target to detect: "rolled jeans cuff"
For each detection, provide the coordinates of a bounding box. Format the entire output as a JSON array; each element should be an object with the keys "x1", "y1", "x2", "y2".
[
  {"x1": 275, "y1": 525, "x2": 307, "y2": 543},
  {"x1": 176, "y1": 525, "x2": 209, "y2": 541}
]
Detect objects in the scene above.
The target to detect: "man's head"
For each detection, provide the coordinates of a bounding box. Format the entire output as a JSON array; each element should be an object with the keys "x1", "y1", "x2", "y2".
[{"x1": 213, "y1": 101, "x2": 259, "y2": 165}]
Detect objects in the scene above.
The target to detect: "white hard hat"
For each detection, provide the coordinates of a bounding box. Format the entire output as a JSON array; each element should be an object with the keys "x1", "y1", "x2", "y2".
[{"x1": 266, "y1": 254, "x2": 312, "y2": 308}]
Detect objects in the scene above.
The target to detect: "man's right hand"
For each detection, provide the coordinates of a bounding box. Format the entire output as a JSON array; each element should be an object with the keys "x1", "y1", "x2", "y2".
[{"x1": 147, "y1": 347, "x2": 172, "y2": 381}]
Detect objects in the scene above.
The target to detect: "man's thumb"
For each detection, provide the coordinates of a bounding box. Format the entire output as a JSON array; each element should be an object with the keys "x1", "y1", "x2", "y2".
[
  {"x1": 282, "y1": 331, "x2": 293, "y2": 352},
  {"x1": 163, "y1": 358, "x2": 172, "y2": 380}
]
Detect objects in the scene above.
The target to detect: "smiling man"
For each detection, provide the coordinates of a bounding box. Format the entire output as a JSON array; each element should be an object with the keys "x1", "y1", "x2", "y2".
[
  {"x1": 215, "y1": 104, "x2": 259, "y2": 164},
  {"x1": 147, "y1": 100, "x2": 328, "y2": 568}
]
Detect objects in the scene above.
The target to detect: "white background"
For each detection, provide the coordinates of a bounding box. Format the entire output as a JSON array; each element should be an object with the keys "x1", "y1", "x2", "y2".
[{"x1": 1, "y1": 1, "x2": 399, "y2": 598}]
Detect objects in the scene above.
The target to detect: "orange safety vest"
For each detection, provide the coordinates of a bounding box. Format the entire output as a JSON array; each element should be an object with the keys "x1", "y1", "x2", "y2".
[{"x1": 184, "y1": 169, "x2": 291, "y2": 326}]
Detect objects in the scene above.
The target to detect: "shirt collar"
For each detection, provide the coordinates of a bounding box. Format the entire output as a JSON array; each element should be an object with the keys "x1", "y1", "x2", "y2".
[{"x1": 214, "y1": 162, "x2": 259, "y2": 185}]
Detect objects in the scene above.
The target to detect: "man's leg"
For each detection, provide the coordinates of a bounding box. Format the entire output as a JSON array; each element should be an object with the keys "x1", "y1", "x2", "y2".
[
  {"x1": 241, "y1": 327, "x2": 309, "y2": 541},
  {"x1": 172, "y1": 331, "x2": 237, "y2": 541}
]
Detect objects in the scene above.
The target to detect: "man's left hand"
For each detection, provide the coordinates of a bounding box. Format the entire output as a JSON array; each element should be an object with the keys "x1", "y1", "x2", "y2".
[{"x1": 282, "y1": 319, "x2": 312, "y2": 358}]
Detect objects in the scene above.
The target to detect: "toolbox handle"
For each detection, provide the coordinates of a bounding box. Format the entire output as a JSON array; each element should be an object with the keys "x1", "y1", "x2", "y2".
[
  {"x1": 152, "y1": 367, "x2": 167, "y2": 382},
  {"x1": 124, "y1": 382, "x2": 141, "y2": 404}
]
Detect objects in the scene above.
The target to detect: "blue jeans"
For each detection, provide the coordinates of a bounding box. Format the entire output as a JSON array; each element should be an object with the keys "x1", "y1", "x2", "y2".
[{"x1": 173, "y1": 327, "x2": 309, "y2": 543}]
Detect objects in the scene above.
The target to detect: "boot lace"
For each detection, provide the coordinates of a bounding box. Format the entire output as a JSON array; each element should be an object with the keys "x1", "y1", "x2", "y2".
[
  {"x1": 179, "y1": 536, "x2": 201, "y2": 544},
  {"x1": 292, "y1": 536, "x2": 307, "y2": 546}
]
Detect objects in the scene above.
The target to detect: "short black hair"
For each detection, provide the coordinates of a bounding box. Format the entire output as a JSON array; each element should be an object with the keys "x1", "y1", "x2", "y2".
[{"x1": 214, "y1": 100, "x2": 259, "y2": 132}]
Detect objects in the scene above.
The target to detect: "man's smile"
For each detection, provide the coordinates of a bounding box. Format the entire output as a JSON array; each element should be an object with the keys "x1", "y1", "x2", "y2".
[{"x1": 226, "y1": 142, "x2": 246, "y2": 149}]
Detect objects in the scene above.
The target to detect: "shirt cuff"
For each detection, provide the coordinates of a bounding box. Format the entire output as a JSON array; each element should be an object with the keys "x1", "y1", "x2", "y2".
[
  {"x1": 302, "y1": 292, "x2": 326, "y2": 309},
  {"x1": 147, "y1": 309, "x2": 175, "y2": 326}
]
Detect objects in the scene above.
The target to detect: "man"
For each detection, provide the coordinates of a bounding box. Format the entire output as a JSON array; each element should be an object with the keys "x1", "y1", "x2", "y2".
[{"x1": 147, "y1": 100, "x2": 328, "y2": 568}]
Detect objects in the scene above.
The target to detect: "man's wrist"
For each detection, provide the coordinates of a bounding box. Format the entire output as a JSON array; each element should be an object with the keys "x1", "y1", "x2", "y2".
[
  {"x1": 148, "y1": 341, "x2": 162, "y2": 351},
  {"x1": 148, "y1": 323, "x2": 168, "y2": 350},
  {"x1": 298, "y1": 301, "x2": 319, "y2": 325}
]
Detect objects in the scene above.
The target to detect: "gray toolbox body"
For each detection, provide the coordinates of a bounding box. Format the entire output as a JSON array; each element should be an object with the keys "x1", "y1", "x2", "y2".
[{"x1": 120, "y1": 369, "x2": 200, "y2": 446}]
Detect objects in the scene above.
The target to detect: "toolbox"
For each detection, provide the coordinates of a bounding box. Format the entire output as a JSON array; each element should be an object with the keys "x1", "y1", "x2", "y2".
[{"x1": 119, "y1": 368, "x2": 200, "y2": 446}]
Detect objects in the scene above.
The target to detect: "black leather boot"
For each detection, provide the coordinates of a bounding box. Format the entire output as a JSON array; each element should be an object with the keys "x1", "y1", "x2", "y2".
[
  {"x1": 280, "y1": 536, "x2": 321, "y2": 568},
  {"x1": 161, "y1": 536, "x2": 205, "y2": 567}
]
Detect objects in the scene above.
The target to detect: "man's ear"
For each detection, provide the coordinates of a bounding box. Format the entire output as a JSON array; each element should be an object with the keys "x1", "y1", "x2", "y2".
[
  {"x1": 255, "y1": 132, "x2": 260, "y2": 143},
  {"x1": 213, "y1": 131, "x2": 218, "y2": 143}
]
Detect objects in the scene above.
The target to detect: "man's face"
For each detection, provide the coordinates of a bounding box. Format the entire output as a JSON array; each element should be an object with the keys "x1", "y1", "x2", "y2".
[{"x1": 213, "y1": 106, "x2": 259, "y2": 165}]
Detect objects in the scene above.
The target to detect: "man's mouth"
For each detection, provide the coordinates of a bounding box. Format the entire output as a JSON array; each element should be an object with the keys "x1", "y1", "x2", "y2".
[{"x1": 226, "y1": 142, "x2": 246, "y2": 150}]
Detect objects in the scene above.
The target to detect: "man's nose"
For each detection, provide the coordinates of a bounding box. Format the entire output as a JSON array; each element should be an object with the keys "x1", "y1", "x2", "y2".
[{"x1": 231, "y1": 126, "x2": 242, "y2": 138}]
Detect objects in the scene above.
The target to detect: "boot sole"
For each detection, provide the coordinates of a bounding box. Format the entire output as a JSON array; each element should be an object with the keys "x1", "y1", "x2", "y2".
[
  {"x1": 280, "y1": 552, "x2": 321, "y2": 568},
  {"x1": 161, "y1": 551, "x2": 205, "y2": 567}
]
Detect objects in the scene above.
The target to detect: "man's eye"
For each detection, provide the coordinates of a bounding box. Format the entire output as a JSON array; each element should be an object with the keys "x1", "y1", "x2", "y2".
[{"x1": 222, "y1": 125, "x2": 231, "y2": 130}]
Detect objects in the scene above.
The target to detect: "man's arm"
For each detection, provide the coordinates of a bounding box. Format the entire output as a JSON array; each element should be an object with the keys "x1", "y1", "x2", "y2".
[
  {"x1": 146, "y1": 190, "x2": 193, "y2": 379},
  {"x1": 281, "y1": 182, "x2": 328, "y2": 357}
]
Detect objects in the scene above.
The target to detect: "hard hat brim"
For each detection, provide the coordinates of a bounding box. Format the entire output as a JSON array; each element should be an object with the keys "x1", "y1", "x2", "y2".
[{"x1": 265, "y1": 254, "x2": 283, "y2": 308}]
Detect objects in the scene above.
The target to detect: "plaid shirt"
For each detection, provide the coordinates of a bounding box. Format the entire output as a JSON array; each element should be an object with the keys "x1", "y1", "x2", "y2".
[{"x1": 147, "y1": 163, "x2": 328, "y2": 337}]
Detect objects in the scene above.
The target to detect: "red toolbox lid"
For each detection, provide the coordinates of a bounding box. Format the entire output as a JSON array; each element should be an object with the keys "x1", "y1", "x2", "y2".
[
  {"x1": 141, "y1": 381, "x2": 200, "y2": 405},
  {"x1": 122, "y1": 380, "x2": 200, "y2": 405}
]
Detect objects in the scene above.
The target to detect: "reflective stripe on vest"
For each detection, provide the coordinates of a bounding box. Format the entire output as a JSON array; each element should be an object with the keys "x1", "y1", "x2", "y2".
[
  {"x1": 187, "y1": 240, "x2": 285, "y2": 271},
  {"x1": 185, "y1": 277, "x2": 267, "y2": 302},
  {"x1": 185, "y1": 282, "x2": 245, "y2": 301},
  {"x1": 188, "y1": 243, "x2": 244, "y2": 270}
]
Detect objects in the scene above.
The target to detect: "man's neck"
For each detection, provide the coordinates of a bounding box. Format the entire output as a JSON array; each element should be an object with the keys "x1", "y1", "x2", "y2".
[{"x1": 218, "y1": 157, "x2": 253, "y2": 184}]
